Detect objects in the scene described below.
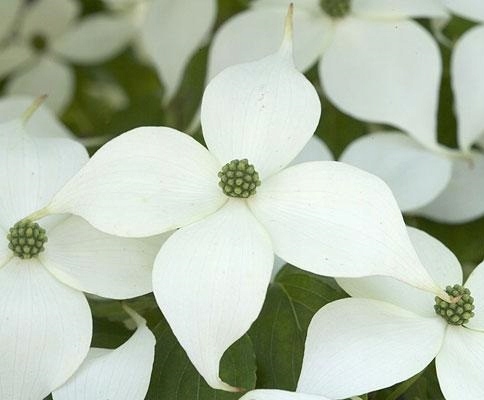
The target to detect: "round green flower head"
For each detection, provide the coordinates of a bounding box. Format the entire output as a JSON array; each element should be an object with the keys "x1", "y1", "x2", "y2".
[
  {"x1": 434, "y1": 284, "x2": 475, "y2": 326},
  {"x1": 218, "y1": 159, "x2": 261, "y2": 198},
  {"x1": 320, "y1": 0, "x2": 351, "y2": 18},
  {"x1": 7, "y1": 219, "x2": 48, "y2": 259}
]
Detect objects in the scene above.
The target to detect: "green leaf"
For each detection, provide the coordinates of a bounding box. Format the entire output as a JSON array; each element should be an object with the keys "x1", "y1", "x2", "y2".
[
  {"x1": 248, "y1": 265, "x2": 347, "y2": 390},
  {"x1": 146, "y1": 317, "x2": 256, "y2": 399}
]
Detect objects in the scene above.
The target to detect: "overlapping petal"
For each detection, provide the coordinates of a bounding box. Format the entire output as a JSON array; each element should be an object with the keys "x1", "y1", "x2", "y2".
[
  {"x1": 340, "y1": 132, "x2": 452, "y2": 211},
  {"x1": 202, "y1": 37, "x2": 321, "y2": 179},
  {"x1": 0, "y1": 44, "x2": 32, "y2": 80},
  {"x1": 290, "y1": 135, "x2": 333, "y2": 166},
  {"x1": 0, "y1": 95, "x2": 73, "y2": 138},
  {"x1": 248, "y1": 161, "x2": 442, "y2": 294},
  {"x1": 52, "y1": 311, "x2": 155, "y2": 400},
  {"x1": 0, "y1": 121, "x2": 88, "y2": 229},
  {"x1": 436, "y1": 326, "x2": 484, "y2": 400},
  {"x1": 208, "y1": 7, "x2": 330, "y2": 80},
  {"x1": 464, "y1": 262, "x2": 484, "y2": 331},
  {"x1": 443, "y1": 0, "x2": 484, "y2": 22},
  {"x1": 21, "y1": 0, "x2": 79, "y2": 40},
  {"x1": 297, "y1": 298, "x2": 446, "y2": 399},
  {"x1": 351, "y1": 0, "x2": 448, "y2": 18},
  {"x1": 141, "y1": 0, "x2": 216, "y2": 101},
  {"x1": 337, "y1": 227, "x2": 463, "y2": 318},
  {"x1": 41, "y1": 215, "x2": 164, "y2": 299},
  {"x1": 153, "y1": 200, "x2": 273, "y2": 391},
  {"x1": 47, "y1": 127, "x2": 225, "y2": 237},
  {"x1": 6, "y1": 57, "x2": 75, "y2": 114},
  {"x1": 321, "y1": 18, "x2": 441, "y2": 149},
  {"x1": 417, "y1": 154, "x2": 484, "y2": 223},
  {"x1": 52, "y1": 14, "x2": 135, "y2": 64},
  {"x1": 239, "y1": 389, "x2": 330, "y2": 400},
  {"x1": 451, "y1": 25, "x2": 484, "y2": 151},
  {"x1": 0, "y1": 257, "x2": 92, "y2": 400}
]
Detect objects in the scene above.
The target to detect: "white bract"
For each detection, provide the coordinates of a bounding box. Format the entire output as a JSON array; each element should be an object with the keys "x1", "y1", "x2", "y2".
[
  {"x1": 104, "y1": 0, "x2": 216, "y2": 103},
  {"x1": 52, "y1": 308, "x2": 156, "y2": 400},
  {"x1": 0, "y1": 108, "x2": 161, "y2": 399},
  {"x1": 42, "y1": 9, "x2": 448, "y2": 391},
  {"x1": 301, "y1": 227, "x2": 484, "y2": 400},
  {"x1": 0, "y1": 0, "x2": 134, "y2": 113},
  {"x1": 339, "y1": 2, "x2": 484, "y2": 223}
]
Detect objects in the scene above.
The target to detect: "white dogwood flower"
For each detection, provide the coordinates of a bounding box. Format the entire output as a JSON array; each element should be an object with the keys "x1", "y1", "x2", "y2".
[
  {"x1": 0, "y1": 105, "x2": 161, "y2": 399},
  {"x1": 41, "y1": 8, "x2": 447, "y2": 391},
  {"x1": 0, "y1": 0, "x2": 134, "y2": 113},
  {"x1": 341, "y1": 12, "x2": 484, "y2": 223},
  {"x1": 52, "y1": 308, "x2": 155, "y2": 400},
  {"x1": 299, "y1": 227, "x2": 484, "y2": 400},
  {"x1": 104, "y1": 0, "x2": 216, "y2": 103}
]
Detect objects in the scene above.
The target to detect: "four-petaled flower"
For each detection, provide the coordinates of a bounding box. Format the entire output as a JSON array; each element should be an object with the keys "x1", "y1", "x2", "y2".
[{"x1": 41, "y1": 9, "x2": 446, "y2": 391}]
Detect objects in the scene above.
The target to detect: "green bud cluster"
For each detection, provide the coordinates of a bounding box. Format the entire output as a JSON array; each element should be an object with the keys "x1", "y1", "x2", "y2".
[
  {"x1": 7, "y1": 219, "x2": 48, "y2": 259},
  {"x1": 434, "y1": 284, "x2": 475, "y2": 326},
  {"x1": 218, "y1": 159, "x2": 261, "y2": 198},
  {"x1": 320, "y1": 0, "x2": 352, "y2": 18}
]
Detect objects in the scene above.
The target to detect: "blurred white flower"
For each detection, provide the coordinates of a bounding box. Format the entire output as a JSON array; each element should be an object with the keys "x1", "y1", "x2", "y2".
[
  {"x1": 41, "y1": 9, "x2": 447, "y2": 391},
  {"x1": 104, "y1": 0, "x2": 217, "y2": 103},
  {"x1": 0, "y1": 103, "x2": 162, "y2": 399},
  {"x1": 52, "y1": 308, "x2": 155, "y2": 400},
  {"x1": 0, "y1": 0, "x2": 134, "y2": 113},
  {"x1": 300, "y1": 227, "x2": 484, "y2": 400},
  {"x1": 341, "y1": 10, "x2": 484, "y2": 223}
]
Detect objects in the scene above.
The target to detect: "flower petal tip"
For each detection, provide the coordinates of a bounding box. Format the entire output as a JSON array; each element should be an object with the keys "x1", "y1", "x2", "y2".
[
  {"x1": 122, "y1": 303, "x2": 147, "y2": 328},
  {"x1": 279, "y1": 3, "x2": 294, "y2": 58},
  {"x1": 21, "y1": 94, "x2": 48, "y2": 125}
]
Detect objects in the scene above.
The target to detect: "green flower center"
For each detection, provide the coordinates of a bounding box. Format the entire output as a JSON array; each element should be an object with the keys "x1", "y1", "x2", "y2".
[
  {"x1": 7, "y1": 219, "x2": 48, "y2": 259},
  {"x1": 30, "y1": 33, "x2": 48, "y2": 52},
  {"x1": 218, "y1": 159, "x2": 261, "y2": 198},
  {"x1": 320, "y1": 0, "x2": 352, "y2": 18},
  {"x1": 434, "y1": 284, "x2": 475, "y2": 326}
]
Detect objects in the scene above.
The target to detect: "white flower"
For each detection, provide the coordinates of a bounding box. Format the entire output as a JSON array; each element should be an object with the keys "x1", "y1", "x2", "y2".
[
  {"x1": 0, "y1": 106, "x2": 162, "y2": 399},
  {"x1": 42, "y1": 9, "x2": 447, "y2": 391},
  {"x1": 298, "y1": 227, "x2": 484, "y2": 400},
  {"x1": 104, "y1": 0, "x2": 217, "y2": 103},
  {"x1": 0, "y1": 0, "x2": 134, "y2": 113},
  {"x1": 52, "y1": 308, "x2": 155, "y2": 400},
  {"x1": 340, "y1": 9, "x2": 484, "y2": 223}
]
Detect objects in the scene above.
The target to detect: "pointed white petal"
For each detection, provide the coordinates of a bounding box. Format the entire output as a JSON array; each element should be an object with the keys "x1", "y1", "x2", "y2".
[
  {"x1": 48, "y1": 127, "x2": 225, "y2": 237},
  {"x1": 248, "y1": 161, "x2": 443, "y2": 294},
  {"x1": 41, "y1": 215, "x2": 165, "y2": 299},
  {"x1": 351, "y1": 0, "x2": 448, "y2": 18},
  {"x1": 337, "y1": 227, "x2": 463, "y2": 318},
  {"x1": 240, "y1": 389, "x2": 330, "y2": 400},
  {"x1": 452, "y1": 25, "x2": 484, "y2": 151},
  {"x1": 297, "y1": 298, "x2": 446, "y2": 399},
  {"x1": 53, "y1": 14, "x2": 135, "y2": 64},
  {"x1": 153, "y1": 200, "x2": 273, "y2": 391},
  {"x1": 0, "y1": 95, "x2": 73, "y2": 138},
  {"x1": 0, "y1": 121, "x2": 88, "y2": 229},
  {"x1": 340, "y1": 132, "x2": 452, "y2": 211},
  {"x1": 140, "y1": 0, "x2": 216, "y2": 101},
  {"x1": 21, "y1": 0, "x2": 79, "y2": 40},
  {"x1": 436, "y1": 326, "x2": 484, "y2": 400},
  {"x1": 463, "y1": 261, "x2": 484, "y2": 331},
  {"x1": 443, "y1": 0, "x2": 484, "y2": 22},
  {"x1": 0, "y1": 44, "x2": 32, "y2": 80},
  {"x1": 417, "y1": 153, "x2": 484, "y2": 223},
  {"x1": 290, "y1": 135, "x2": 333, "y2": 166},
  {"x1": 52, "y1": 312, "x2": 155, "y2": 400},
  {"x1": 0, "y1": 0, "x2": 22, "y2": 40},
  {"x1": 321, "y1": 18, "x2": 441, "y2": 149},
  {"x1": 0, "y1": 257, "x2": 92, "y2": 399},
  {"x1": 202, "y1": 37, "x2": 321, "y2": 179},
  {"x1": 208, "y1": 7, "x2": 330, "y2": 80},
  {"x1": 6, "y1": 57, "x2": 75, "y2": 114}
]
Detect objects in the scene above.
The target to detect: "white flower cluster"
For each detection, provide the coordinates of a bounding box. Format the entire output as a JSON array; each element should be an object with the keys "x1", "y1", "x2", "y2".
[{"x1": 0, "y1": 1, "x2": 483, "y2": 400}]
